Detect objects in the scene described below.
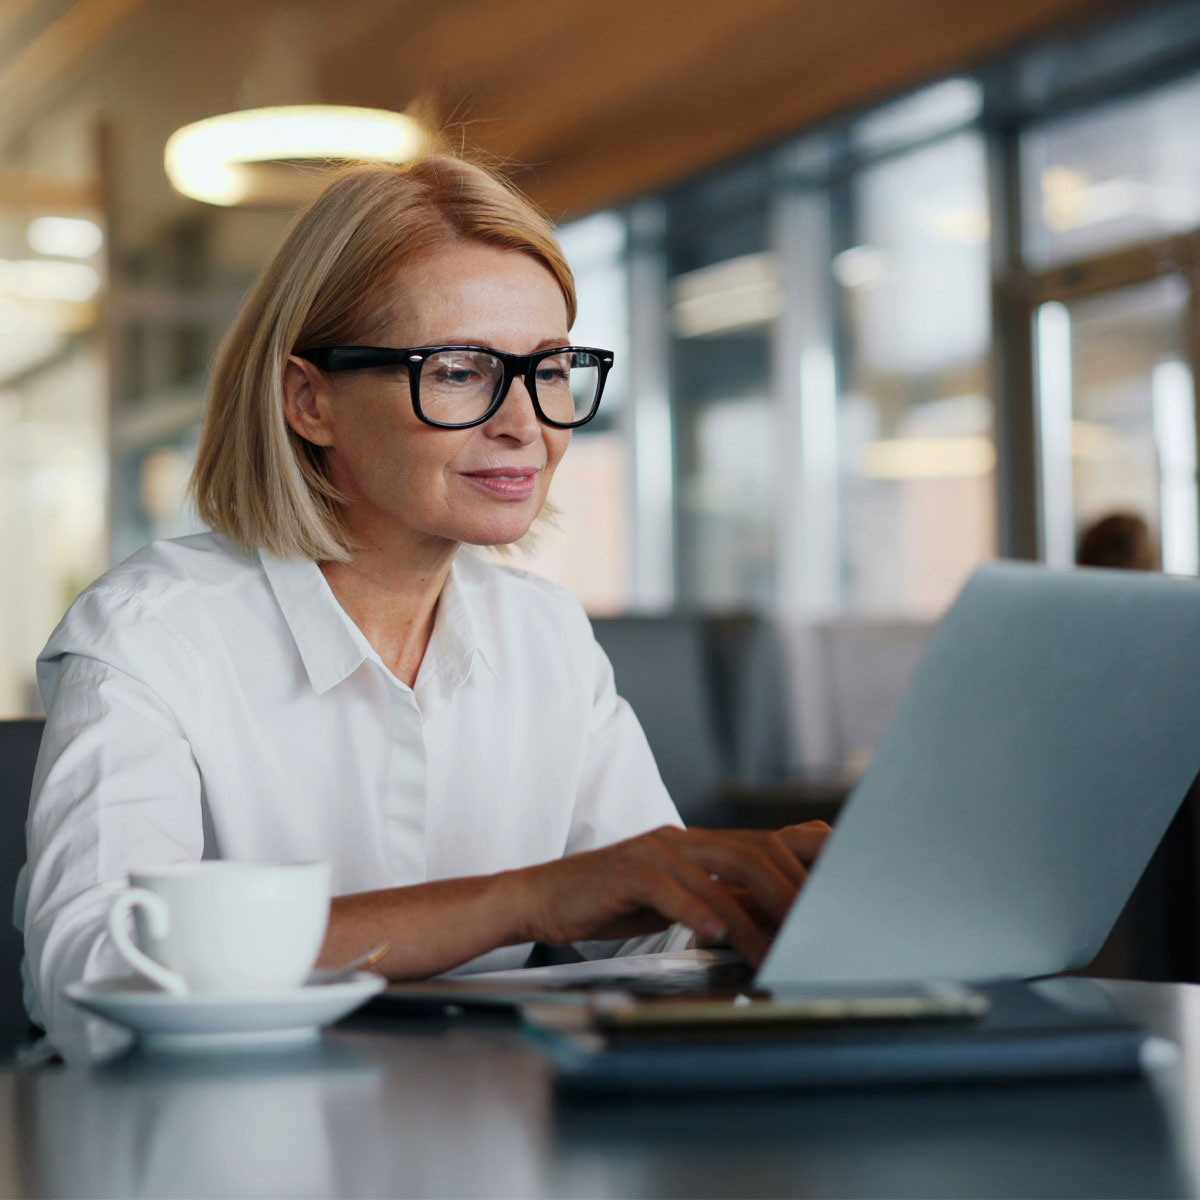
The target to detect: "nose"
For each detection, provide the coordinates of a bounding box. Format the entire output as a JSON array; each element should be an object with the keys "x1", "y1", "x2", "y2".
[{"x1": 484, "y1": 374, "x2": 540, "y2": 444}]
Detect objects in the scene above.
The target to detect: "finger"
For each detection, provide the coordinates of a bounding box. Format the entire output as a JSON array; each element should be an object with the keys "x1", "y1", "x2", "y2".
[
  {"x1": 718, "y1": 883, "x2": 778, "y2": 934},
  {"x1": 688, "y1": 827, "x2": 811, "y2": 888},
  {"x1": 660, "y1": 829, "x2": 797, "y2": 922},
  {"x1": 773, "y1": 821, "x2": 833, "y2": 867},
  {"x1": 721, "y1": 829, "x2": 809, "y2": 888},
  {"x1": 766, "y1": 831, "x2": 810, "y2": 887},
  {"x1": 583, "y1": 905, "x2": 678, "y2": 942},
  {"x1": 619, "y1": 838, "x2": 775, "y2": 965},
  {"x1": 640, "y1": 859, "x2": 771, "y2": 967},
  {"x1": 629, "y1": 871, "x2": 732, "y2": 947}
]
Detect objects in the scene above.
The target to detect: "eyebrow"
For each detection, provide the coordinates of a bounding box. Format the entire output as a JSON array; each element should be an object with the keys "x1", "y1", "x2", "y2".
[
  {"x1": 420, "y1": 337, "x2": 573, "y2": 353},
  {"x1": 449, "y1": 338, "x2": 570, "y2": 348}
]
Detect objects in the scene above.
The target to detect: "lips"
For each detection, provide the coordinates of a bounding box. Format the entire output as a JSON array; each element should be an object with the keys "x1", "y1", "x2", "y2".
[{"x1": 460, "y1": 467, "x2": 540, "y2": 500}]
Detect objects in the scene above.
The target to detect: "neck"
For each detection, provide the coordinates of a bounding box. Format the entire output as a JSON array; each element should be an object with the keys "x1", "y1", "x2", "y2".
[{"x1": 320, "y1": 534, "x2": 460, "y2": 688}]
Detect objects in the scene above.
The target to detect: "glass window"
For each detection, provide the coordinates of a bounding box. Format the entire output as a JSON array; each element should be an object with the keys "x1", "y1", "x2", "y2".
[
  {"x1": 852, "y1": 78, "x2": 982, "y2": 156},
  {"x1": 1035, "y1": 275, "x2": 1194, "y2": 573},
  {"x1": 673, "y1": 331, "x2": 778, "y2": 609},
  {"x1": 111, "y1": 426, "x2": 205, "y2": 566},
  {"x1": 837, "y1": 131, "x2": 996, "y2": 616},
  {"x1": 510, "y1": 212, "x2": 634, "y2": 614},
  {"x1": 0, "y1": 208, "x2": 107, "y2": 715},
  {"x1": 1015, "y1": 3, "x2": 1200, "y2": 118},
  {"x1": 0, "y1": 344, "x2": 108, "y2": 716},
  {"x1": 557, "y1": 212, "x2": 629, "y2": 414},
  {"x1": 511, "y1": 431, "x2": 632, "y2": 615},
  {"x1": 667, "y1": 174, "x2": 778, "y2": 611},
  {"x1": 1023, "y1": 71, "x2": 1200, "y2": 268}
]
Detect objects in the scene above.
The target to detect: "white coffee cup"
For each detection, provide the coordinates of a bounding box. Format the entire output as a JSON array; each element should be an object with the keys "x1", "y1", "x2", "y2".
[{"x1": 106, "y1": 861, "x2": 331, "y2": 996}]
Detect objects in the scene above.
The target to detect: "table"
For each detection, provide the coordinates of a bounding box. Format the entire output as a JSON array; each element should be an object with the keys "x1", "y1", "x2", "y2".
[{"x1": 0, "y1": 980, "x2": 1195, "y2": 1199}]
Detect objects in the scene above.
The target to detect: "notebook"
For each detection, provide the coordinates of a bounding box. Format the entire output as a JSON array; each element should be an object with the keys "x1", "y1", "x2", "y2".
[{"x1": 532, "y1": 979, "x2": 1152, "y2": 1093}]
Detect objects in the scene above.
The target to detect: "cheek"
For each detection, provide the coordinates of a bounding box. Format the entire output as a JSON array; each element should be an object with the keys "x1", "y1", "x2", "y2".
[
  {"x1": 336, "y1": 383, "x2": 439, "y2": 457},
  {"x1": 544, "y1": 429, "x2": 572, "y2": 477},
  {"x1": 332, "y1": 388, "x2": 399, "y2": 455}
]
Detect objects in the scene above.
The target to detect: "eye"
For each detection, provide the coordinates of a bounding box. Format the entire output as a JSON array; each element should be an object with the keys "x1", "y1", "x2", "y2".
[
  {"x1": 535, "y1": 357, "x2": 571, "y2": 386},
  {"x1": 428, "y1": 357, "x2": 486, "y2": 386}
]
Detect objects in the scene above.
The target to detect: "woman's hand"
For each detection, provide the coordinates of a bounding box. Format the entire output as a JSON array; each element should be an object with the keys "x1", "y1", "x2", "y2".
[{"x1": 508, "y1": 821, "x2": 832, "y2": 967}]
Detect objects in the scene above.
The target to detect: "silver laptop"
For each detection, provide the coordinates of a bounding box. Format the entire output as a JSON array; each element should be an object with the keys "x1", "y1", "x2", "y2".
[
  {"x1": 384, "y1": 561, "x2": 1200, "y2": 1004},
  {"x1": 761, "y1": 559, "x2": 1200, "y2": 989}
]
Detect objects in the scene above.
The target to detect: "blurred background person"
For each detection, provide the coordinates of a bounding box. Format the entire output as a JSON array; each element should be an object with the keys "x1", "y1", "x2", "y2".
[{"x1": 1076, "y1": 513, "x2": 1161, "y2": 571}]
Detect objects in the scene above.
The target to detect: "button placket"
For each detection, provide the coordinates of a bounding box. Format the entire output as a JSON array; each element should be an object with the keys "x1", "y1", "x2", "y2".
[{"x1": 382, "y1": 679, "x2": 429, "y2": 885}]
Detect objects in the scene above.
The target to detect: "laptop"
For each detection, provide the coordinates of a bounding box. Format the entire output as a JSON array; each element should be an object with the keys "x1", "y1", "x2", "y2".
[{"x1": 381, "y1": 560, "x2": 1200, "y2": 1005}]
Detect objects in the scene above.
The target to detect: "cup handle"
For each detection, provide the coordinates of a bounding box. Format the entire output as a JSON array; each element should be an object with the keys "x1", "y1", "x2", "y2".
[{"x1": 106, "y1": 888, "x2": 189, "y2": 996}]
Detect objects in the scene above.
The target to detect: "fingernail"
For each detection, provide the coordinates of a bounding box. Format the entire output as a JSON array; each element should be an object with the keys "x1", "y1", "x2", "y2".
[{"x1": 704, "y1": 921, "x2": 727, "y2": 941}]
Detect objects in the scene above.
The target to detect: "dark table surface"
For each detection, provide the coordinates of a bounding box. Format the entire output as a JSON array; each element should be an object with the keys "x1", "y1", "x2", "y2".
[{"x1": 0, "y1": 978, "x2": 1195, "y2": 1199}]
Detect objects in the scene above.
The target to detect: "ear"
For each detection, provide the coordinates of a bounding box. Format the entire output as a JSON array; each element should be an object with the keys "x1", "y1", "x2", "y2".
[{"x1": 282, "y1": 355, "x2": 336, "y2": 447}]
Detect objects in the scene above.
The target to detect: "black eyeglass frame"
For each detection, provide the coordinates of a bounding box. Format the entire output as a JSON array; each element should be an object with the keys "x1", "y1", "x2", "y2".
[{"x1": 295, "y1": 344, "x2": 614, "y2": 430}]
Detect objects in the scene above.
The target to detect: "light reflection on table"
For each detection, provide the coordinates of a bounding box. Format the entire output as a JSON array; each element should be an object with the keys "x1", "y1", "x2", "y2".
[{"x1": 0, "y1": 983, "x2": 1194, "y2": 1199}]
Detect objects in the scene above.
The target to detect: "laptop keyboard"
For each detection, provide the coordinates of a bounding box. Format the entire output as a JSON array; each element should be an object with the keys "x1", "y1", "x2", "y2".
[{"x1": 543, "y1": 959, "x2": 756, "y2": 995}]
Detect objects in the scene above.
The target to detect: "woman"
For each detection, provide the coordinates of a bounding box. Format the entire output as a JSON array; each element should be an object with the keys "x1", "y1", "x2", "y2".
[{"x1": 17, "y1": 155, "x2": 829, "y2": 1038}]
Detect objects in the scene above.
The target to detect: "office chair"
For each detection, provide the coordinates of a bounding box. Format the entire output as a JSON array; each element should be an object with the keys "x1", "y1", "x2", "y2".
[
  {"x1": 590, "y1": 616, "x2": 725, "y2": 826},
  {"x1": 0, "y1": 718, "x2": 42, "y2": 1056},
  {"x1": 701, "y1": 613, "x2": 790, "y2": 785}
]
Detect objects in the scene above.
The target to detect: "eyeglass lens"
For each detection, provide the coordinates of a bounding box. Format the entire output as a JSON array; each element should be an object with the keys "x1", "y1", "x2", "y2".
[{"x1": 419, "y1": 349, "x2": 601, "y2": 426}]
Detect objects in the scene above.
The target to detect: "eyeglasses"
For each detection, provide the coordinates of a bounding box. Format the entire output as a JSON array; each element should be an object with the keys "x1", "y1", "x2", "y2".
[{"x1": 295, "y1": 344, "x2": 614, "y2": 430}]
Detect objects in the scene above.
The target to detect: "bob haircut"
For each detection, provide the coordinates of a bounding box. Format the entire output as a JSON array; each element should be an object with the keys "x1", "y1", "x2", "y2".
[{"x1": 190, "y1": 155, "x2": 577, "y2": 563}]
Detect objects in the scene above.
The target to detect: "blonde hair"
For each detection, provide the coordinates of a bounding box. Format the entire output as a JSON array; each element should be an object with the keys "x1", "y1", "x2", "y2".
[{"x1": 190, "y1": 155, "x2": 577, "y2": 562}]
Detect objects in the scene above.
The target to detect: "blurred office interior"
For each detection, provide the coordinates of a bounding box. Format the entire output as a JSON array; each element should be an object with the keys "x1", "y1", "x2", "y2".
[{"x1": 3, "y1": 0, "x2": 1200, "y2": 841}]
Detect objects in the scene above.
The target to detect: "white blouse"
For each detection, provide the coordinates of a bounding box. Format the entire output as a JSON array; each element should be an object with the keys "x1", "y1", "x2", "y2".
[{"x1": 16, "y1": 533, "x2": 689, "y2": 1036}]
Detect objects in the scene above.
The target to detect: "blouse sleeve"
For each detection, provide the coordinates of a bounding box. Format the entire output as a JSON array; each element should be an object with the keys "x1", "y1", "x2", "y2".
[
  {"x1": 17, "y1": 586, "x2": 206, "y2": 1043},
  {"x1": 565, "y1": 632, "x2": 695, "y2": 959}
]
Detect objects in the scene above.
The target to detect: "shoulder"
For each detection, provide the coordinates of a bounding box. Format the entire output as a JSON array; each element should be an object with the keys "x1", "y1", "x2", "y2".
[
  {"x1": 41, "y1": 533, "x2": 264, "y2": 666},
  {"x1": 456, "y1": 551, "x2": 592, "y2": 628},
  {"x1": 453, "y1": 552, "x2": 598, "y2": 672},
  {"x1": 99, "y1": 532, "x2": 259, "y2": 600}
]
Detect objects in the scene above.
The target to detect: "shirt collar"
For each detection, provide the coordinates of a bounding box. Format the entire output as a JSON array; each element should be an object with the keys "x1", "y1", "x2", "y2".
[{"x1": 257, "y1": 549, "x2": 498, "y2": 697}]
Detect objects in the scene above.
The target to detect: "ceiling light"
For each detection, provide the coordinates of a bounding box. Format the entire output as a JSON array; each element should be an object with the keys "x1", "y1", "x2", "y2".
[
  {"x1": 0, "y1": 259, "x2": 100, "y2": 303},
  {"x1": 164, "y1": 105, "x2": 428, "y2": 206},
  {"x1": 1041, "y1": 167, "x2": 1157, "y2": 233},
  {"x1": 671, "y1": 253, "x2": 783, "y2": 338},
  {"x1": 27, "y1": 216, "x2": 103, "y2": 258},
  {"x1": 1070, "y1": 420, "x2": 1127, "y2": 460},
  {"x1": 921, "y1": 207, "x2": 990, "y2": 245},
  {"x1": 0, "y1": 323, "x2": 67, "y2": 384},
  {"x1": 832, "y1": 246, "x2": 887, "y2": 290},
  {"x1": 1043, "y1": 169, "x2": 1150, "y2": 233},
  {"x1": 861, "y1": 436, "x2": 996, "y2": 480}
]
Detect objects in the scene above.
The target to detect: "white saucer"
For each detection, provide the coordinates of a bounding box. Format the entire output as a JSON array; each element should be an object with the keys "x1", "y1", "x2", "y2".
[{"x1": 64, "y1": 971, "x2": 387, "y2": 1052}]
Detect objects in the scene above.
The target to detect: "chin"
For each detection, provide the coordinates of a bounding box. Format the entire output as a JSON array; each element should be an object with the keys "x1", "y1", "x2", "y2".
[
  {"x1": 450, "y1": 513, "x2": 541, "y2": 548},
  {"x1": 460, "y1": 526, "x2": 536, "y2": 549}
]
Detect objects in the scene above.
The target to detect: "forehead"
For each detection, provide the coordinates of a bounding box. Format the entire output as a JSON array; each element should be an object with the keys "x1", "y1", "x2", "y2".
[{"x1": 365, "y1": 242, "x2": 569, "y2": 346}]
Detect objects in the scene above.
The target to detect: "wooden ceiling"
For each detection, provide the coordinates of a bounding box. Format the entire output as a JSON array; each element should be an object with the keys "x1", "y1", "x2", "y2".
[
  {"x1": 320, "y1": 0, "x2": 1133, "y2": 216},
  {"x1": 0, "y1": 0, "x2": 1134, "y2": 237}
]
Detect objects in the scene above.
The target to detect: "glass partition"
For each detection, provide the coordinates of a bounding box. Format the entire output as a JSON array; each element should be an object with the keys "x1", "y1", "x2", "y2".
[
  {"x1": 509, "y1": 212, "x2": 634, "y2": 614},
  {"x1": 1035, "y1": 275, "x2": 1195, "y2": 574},
  {"x1": 0, "y1": 207, "x2": 108, "y2": 715},
  {"x1": 836, "y1": 131, "x2": 995, "y2": 616},
  {"x1": 667, "y1": 169, "x2": 778, "y2": 610},
  {"x1": 1022, "y1": 70, "x2": 1200, "y2": 269},
  {"x1": 852, "y1": 77, "x2": 982, "y2": 156}
]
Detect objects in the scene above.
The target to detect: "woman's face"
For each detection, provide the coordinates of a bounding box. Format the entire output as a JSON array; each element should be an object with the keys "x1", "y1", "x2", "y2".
[{"x1": 286, "y1": 242, "x2": 573, "y2": 554}]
